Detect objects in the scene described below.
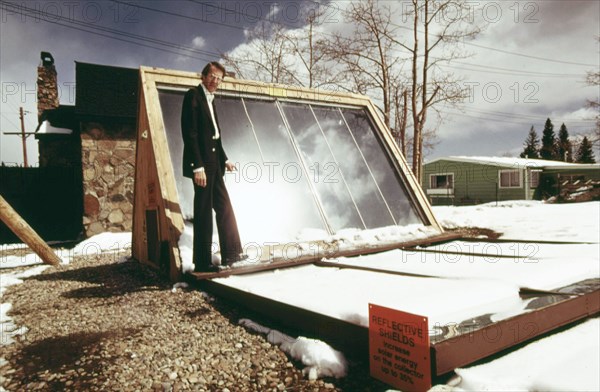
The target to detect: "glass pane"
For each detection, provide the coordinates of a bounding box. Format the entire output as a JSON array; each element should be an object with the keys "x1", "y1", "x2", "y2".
[
  {"x1": 229, "y1": 98, "x2": 326, "y2": 241},
  {"x1": 311, "y1": 106, "x2": 395, "y2": 228},
  {"x1": 214, "y1": 96, "x2": 301, "y2": 244},
  {"x1": 341, "y1": 108, "x2": 422, "y2": 225},
  {"x1": 281, "y1": 102, "x2": 364, "y2": 232},
  {"x1": 512, "y1": 171, "x2": 520, "y2": 187},
  {"x1": 157, "y1": 88, "x2": 194, "y2": 220},
  {"x1": 500, "y1": 172, "x2": 509, "y2": 187}
]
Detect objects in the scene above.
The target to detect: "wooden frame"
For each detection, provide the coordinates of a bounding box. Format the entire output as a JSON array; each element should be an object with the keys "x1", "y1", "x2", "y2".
[{"x1": 132, "y1": 66, "x2": 442, "y2": 281}]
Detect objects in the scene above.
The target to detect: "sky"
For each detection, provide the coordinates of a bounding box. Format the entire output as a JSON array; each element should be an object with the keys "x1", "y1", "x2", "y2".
[
  {"x1": 0, "y1": 0, "x2": 599, "y2": 166},
  {"x1": 2, "y1": 200, "x2": 599, "y2": 390}
]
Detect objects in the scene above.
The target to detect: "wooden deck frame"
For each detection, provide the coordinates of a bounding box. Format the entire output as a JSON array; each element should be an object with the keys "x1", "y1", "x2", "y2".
[{"x1": 132, "y1": 66, "x2": 442, "y2": 281}]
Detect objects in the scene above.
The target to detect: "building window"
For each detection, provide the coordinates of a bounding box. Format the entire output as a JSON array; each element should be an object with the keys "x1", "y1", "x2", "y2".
[
  {"x1": 428, "y1": 173, "x2": 454, "y2": 195},
  {"x1": 499, "y1": 170, "x2": 521, "y2": 188},
  {"x1": 529, "y1": 170, "x2": 541, "y2": 188}
]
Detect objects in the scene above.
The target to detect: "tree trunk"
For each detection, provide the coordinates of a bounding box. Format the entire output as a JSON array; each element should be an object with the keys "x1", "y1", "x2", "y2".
[
  {"x1": 411, "y1": 0, "x2": 420, "y2": 179},
  {"x1": 401, "y1": 89, "x2": 408, "y2": 155}
]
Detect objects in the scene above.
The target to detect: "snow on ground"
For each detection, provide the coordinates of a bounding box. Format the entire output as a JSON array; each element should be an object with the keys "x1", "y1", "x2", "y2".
[
  {"x1": 1, "y1": 201, "x2": 599, "y2": 390},
  {"x1": 238, "y1": 318, "x2": 348, "y2": 380},
  {"x1": 0, "y1": 233, "x2": 132, "y2": 348},
  {"x1": 434, "y1": 200, "x2": 599, "y2": 243},
  {"x1": 326, "y1": 242, "x2": 599, "y2": 291},
  {"x1": 0, "y1": 266, "x2": 50, "y2": 346},
  {"x1": 0, "y1": 232, "x2": 132, "y2": 269},
  {"x1": 454, "y1": 317, "x2": 600, "y2": 392}
]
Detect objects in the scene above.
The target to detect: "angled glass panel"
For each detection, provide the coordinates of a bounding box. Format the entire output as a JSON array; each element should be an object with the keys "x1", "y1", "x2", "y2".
[
  {"x1": 214, "y1": 95, "x2": 315, "y2": 244},
  {"x1": 238, "y1": 98, "x2": 326, "y2": 239},
  {"x1": 280, "y1": 102, "x2": 364, "y2": 232},
  {"x1": 158, "y1": 87, "x2": 423, "y2": 249},
  {"x1": 311, "y1": 106, "x2": 396, "y2": 229},
  {"x1": 341, "y1": 108, "x2": 422, "y2": 225}
]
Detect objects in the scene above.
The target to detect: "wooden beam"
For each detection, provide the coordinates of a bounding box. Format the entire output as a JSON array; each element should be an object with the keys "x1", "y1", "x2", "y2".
[
  {"x1": 0, "y1": 195, "x2": 61, "y2": 266},
  {"x1": 188, "y1": 232, "x2": 463, "y2": 280}
]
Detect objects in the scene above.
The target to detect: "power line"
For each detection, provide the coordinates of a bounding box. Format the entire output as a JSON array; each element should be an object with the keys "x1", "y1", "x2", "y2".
[
  {"x1": 440, "y1": 107, "x2": 596, "y2": 127},
  {"x1": 436, "y1": 61, "x2": 586, "y2": 79},
  {"x1": 0, "y1": 2, "x2": 220, "y2": 62},
  {"x1": 4, "y1": 1, "x2": 593, "y2": 81},
  {"x1": 462, "y1": 42, "x2": 598, "y2": 68},
  {"x1": 1, "y1": 113, "x2": 20, "y2": 130},
  {"x1": 385, "y1": 13, "x2": 597, "y2": 68},
  {"x1": 111, "y1": 0, "x2": 246, "y2": 32},
  {"x1": 183, "y1": 0, "x2": 596, "y2": 79}
]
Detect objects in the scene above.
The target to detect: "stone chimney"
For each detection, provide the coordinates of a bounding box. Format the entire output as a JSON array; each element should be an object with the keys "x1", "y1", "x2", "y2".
[{"x1": 37, "y1": 51, "x2": 59, "y2": 120}]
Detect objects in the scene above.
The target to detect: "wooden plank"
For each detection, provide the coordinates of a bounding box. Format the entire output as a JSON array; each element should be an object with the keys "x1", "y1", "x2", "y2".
[
  {"x1": 140, "y1": 66, "x2": 369, "y2": 105},
  {"x1": 133, "y1": 70, "x2": 180, "y2": 280},
  {"x1": 314, "y1": 260, "x2": 440, "y2": 278},
  {"x1": 139, "y1": 71, "x2": 185, "y2": 281},
  {"x1": 432, "y1": 286, "x2": 600, "y2": 375},
  {"x1": 0, "y1": 195, "x2": 61, "y2": 266},
  {"x1": 188, "y1": 232, "x2": 463, "y2": 280},
  {"x1": 189, "y1": 258, "x2": 317, "y2": 279},
  {"x1": 131, "y1": 74, "x2": 149, "y2": 265}
]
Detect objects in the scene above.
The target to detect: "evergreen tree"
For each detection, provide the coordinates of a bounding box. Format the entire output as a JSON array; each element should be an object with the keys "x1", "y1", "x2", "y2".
[
  {"x1": 520, "y1": 126, "x2": 540, "y2": 159},
  {"x1": 575, "y1": 136, "x2": 596, "y2": 163},
  {"x1": 540, "y1": 118, "x2": 557, "y2": 160},
  {"x1": 557, "y1": 123, "x2": 573, "y2": 162}
]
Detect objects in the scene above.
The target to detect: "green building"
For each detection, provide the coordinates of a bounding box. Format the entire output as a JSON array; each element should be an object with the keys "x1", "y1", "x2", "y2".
[{"x1": 422, "y1": 156, "x2": 600, "y2": 205}]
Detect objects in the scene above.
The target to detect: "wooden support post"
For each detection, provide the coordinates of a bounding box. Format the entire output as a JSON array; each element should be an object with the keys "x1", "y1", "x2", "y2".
[{"x1": 0, "y1": 195, "x2": 61, "y2": 266}]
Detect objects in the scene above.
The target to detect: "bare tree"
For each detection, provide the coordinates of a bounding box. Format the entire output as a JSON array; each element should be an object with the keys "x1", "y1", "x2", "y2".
[
  {"x1": 222, "y1": 0, "x2": 482, "y2": 182},
  {"x1": 585, "y1": 38, "x2": 600, "y2": 148},
  {"x1": 393, "y1": 86, "x2": 409, "y2": 155},
  {"x1": 319, "y1": 0, "x2": 482, "y2": 180},
  {"x1": 222, "y1": 22, "x2": 296, "y2": 84},
  {"x1": 322, "y1": 0, "x2": 405, "y2": 128},
  {"x1": 280, "y1": 8, "x2": 344, "y2": 89},
  {"x1": 396, "y1": 0, "x2": 483, "y2": 181}
]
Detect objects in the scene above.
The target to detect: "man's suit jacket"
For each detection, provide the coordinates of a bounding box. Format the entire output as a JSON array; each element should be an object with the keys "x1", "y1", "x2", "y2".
[{"x1": 181, "y1": 85, "x2": 228, "y2": 178}]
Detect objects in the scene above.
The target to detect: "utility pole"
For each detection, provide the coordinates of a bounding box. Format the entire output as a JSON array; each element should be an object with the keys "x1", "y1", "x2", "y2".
[
  {"x1": 3, "y1": 107, "x2": 35, "y2": 167},
  {"x1": 19, "y1": 107, "x2": 29, "y2": 168}
]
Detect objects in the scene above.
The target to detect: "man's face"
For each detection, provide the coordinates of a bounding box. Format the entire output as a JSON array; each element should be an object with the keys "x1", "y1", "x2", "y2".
[{"x1": 202, "y1": 66, "x2": 224, "y2": 93}]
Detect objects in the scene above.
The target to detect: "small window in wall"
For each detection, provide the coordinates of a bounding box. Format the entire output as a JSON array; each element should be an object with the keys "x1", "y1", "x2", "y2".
[
  {"x1": 428, "y1": 173, "x2": 454, "y2": 195},
  {"x1": 499, "y1": 170, "x2": 521, "y2": 188},
  {"x1": 530, "y1": 170, "x2": 541, "y2": 188}
]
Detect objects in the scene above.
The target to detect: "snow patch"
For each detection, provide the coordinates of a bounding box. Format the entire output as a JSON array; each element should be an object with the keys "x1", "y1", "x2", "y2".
[{"x1": 239, "y1": 318, "x2": 347, "y2": 380}]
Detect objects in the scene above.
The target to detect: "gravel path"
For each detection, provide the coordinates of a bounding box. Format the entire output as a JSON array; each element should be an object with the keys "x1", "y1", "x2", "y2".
[{"x1": 0, "y1": 251, "x2": 388, "y2": 391}]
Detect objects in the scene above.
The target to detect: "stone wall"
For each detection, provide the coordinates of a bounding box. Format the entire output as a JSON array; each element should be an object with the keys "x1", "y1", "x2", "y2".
[{"x1": 81, "y1": 121, "x2": 136, "y2": 236}]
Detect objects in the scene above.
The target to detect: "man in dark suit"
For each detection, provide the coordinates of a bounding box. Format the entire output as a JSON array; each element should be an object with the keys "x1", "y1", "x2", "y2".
[{"x1": 181, "y1": 61, "x2": 242, "y2": 272}]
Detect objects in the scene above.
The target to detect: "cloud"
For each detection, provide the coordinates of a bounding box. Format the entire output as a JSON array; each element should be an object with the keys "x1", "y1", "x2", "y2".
[{"x1": 191, "y1": 36, "x2": 206, "y2": 49}]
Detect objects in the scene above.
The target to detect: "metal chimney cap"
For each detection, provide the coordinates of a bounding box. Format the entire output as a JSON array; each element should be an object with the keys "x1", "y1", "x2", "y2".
[{"x1": 41, "y1": 51, "x2": 54, "y2": 66}]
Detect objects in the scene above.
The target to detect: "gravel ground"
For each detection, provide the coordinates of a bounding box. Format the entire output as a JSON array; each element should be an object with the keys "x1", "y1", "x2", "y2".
[{"x1": 0, "y1": 250, "x2": 389, "y2": 391}]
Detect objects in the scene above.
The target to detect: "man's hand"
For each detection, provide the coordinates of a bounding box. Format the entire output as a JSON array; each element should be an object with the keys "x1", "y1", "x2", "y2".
[
  {"x1": 194, "y1": 170, "x2": 207, "y2": 187},
  {"x1": 225, "y1": 161, "x2": 237, "y2": 172}
]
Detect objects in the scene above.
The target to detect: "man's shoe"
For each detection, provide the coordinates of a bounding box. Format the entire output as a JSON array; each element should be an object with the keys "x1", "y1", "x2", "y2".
[
  {"x1": 193, "y1": 264, "x2": 219, "y2": 273},
  {"x1": 222, "y1": 254, "x2": 249, "y2": 267}
]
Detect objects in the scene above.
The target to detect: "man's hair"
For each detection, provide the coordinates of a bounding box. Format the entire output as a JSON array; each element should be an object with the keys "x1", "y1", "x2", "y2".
[{"x1": 202, "y1": 62, "x2": 226, "y2": 77}]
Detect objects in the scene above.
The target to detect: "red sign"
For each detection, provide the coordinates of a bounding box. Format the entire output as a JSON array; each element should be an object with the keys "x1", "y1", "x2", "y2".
[{"x1": 369, "y1": 304, "x2": 431, "y2": 391}]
